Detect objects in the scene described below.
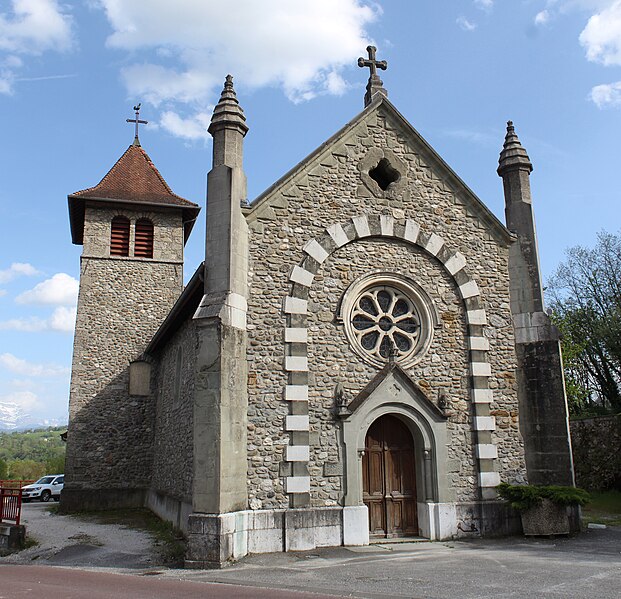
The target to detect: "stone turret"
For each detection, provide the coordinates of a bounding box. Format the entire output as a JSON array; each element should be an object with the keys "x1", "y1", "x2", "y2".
[
  {"x1": 196, "y1": 74, "x2": 249, "y2": 325},
  {"x1": 187, "y1": 76, "x2": 250, "y2": 568},
  {"x1": 498, "y1": 121, "x2": 543, "y2": 315},
  {"x1": 498, "y1": 121, "x2": 575, "y2": 487}
]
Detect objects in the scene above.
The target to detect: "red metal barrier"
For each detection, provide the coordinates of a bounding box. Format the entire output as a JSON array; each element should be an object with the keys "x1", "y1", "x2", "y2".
[{"x1": 0, "y1": 488, "x2": 22, "y2": 526}]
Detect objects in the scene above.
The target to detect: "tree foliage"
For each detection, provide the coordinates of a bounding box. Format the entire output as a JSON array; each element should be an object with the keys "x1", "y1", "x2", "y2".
[
  {"x1": 0, "y1": 427, "x2": 66, "y2": 480},
  {"x1": 7, "y1": 459, "x2": 46, "y2": 480},
  {"x1": 548, "y1": 231, "x2": 621, "y2": 415}
]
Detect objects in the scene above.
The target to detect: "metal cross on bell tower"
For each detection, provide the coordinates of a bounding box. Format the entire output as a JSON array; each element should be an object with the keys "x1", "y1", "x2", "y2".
[
  {"x1": 358, "y1": 45, "x2": 388, "y2": 107},
  {"x1": 126, "y1": 103, "x2": 148, "y2": 146}
]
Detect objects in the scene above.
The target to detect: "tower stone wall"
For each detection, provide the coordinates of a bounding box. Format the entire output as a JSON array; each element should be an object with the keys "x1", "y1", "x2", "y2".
[{"x1": 63, "y1": 205, "x2": 185, "y2": 510}]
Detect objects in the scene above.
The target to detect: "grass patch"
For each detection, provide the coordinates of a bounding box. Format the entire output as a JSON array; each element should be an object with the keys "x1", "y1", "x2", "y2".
[
  {"x1": 22, "y1": 535, "x2": 39, "y2": 550},
  {"x1": 582, "y1": 491, "x2": 621, "y2": 526},
  {"x1": 68, "y1": 508, "x2": 186, "y2": 566}
]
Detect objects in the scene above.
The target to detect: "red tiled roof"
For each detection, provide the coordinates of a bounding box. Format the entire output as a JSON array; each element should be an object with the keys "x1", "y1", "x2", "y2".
[
  {"x1": 72, "y1": 144, "x2": 197, "y2": 208},
  {"x1": 68, "y1": 143, "x2": 200, "y2": 246}
]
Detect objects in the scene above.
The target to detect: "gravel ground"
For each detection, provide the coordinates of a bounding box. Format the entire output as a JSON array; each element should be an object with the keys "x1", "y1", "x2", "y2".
[
  {"x1": 1, "y1": 502, "x2": 159, "y2": 569},
  {"x1": 3, "y1": 502, "x2": 620, "y2": 598}
]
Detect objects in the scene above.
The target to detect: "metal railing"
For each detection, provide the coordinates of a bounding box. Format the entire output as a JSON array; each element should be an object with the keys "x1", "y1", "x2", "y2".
[
  {"x1": 0, "y1": 480, "x2": 35, "y2": 489},
  {"x1": 0, "y1": 487, "x2": 22, "y2": 526}
]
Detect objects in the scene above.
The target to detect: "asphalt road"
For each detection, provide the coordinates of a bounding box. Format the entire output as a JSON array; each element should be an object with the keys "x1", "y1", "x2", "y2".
[
  {"x1": 168, "y1": 527, "x2": 621, "y2": 599},
  {"x1": 4, "y1": 502, "x2": 621, "y2": 598},
  {"x1": 0, "y1": 565, "x2": 343, "y2": 599}
]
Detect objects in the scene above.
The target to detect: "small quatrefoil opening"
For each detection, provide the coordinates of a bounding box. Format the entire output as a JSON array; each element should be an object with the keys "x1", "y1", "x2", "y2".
[{"x1": 369, "y1": 158, "x2": 400, "y2": 191}]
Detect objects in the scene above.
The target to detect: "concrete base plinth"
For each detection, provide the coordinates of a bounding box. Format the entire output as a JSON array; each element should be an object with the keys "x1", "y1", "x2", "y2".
[
  {"x1": 0, "y1": 524, "x2": 25, "y2": 550},
  {"x1": 184, "y1": 501, "x2": 524, "y2": 568},
  {"x1": 145, "y1": 490, "x2": 192, "y2": 533},
  {"x1": 185, "y1": 506, "x2": 363, "y2": 568}
]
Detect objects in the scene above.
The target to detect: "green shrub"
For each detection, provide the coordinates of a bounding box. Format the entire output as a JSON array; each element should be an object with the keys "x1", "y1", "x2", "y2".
[{"x1": 496, "y1": 483, "x2": 590, "y2": 511}]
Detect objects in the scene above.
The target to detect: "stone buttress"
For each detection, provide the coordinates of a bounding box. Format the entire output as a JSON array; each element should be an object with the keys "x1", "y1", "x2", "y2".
[
  {"x1": 186, "y1": 76, "x2": 251, "y2": 568},
  {"x1": 498, "y1": 121, "x2": 575, "y2": 486}
]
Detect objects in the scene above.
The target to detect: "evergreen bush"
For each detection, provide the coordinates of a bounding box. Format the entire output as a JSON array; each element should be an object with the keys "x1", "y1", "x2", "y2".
[{"x1": 496, "y1": 483, "x2": 590, "y2": 511}]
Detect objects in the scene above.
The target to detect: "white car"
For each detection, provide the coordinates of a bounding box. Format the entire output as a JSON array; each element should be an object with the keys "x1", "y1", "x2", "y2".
[{"x1": 21, "y1": 474, "x2": 64, "y2": 503}]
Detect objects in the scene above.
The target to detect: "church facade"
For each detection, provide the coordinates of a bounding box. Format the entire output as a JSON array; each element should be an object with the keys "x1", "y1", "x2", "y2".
[{"x1": 62, "y1": 51, "x2": 575, "y2": 568}]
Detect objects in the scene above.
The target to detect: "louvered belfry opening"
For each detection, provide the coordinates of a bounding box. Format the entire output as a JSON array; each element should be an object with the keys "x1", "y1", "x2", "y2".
[
  {"x1": 110, "y1": 216, "x2": 130, "y2": 256},
  {"x1": 134, "y1": 218, "x2": 154, "y2": 258}
]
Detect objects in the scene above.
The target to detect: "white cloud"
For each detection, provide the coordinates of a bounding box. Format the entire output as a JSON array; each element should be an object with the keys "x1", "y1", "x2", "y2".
[
  {"x1": 0, "y1": 289, "x2": 6, "y2": 297},
  {"x1": 535, "y1": 10, "x2": 551, "y2": 25},
  {"x1": 0, "y1": 390, "x2": 41, "y2": 412},
  {"x1": 0, "y1": 0, "x2": 73, "y2": 53},
  {"x1": 0, "y1": 316, "x2": 48, "y2": 332},
  {"x1": 457, "y1": 16, "x2": 477, "y2": 31},
  {"x1": 444, "y1": 128, "x2": 497, "y2": 146},
  {"x1": 97, "y1": 0, "x2": 378, "y2": 118},
  {"x1": 580, "y1": 0, "x2": 621, "y2": 65},
  {"x1": 159, "y1": 110, "x2": 213, "y2": 141},
  {"x1": 0, "y1": 262, "x2": 39, "y2": 284},
  {"x1": 590, "y1": 80, "x2": 621, "y2": 106},
  {"x1": 15, "y1": 272, "x2": 78, "y2": 306},
  {"x1": 325, "y1": 70, "x2": 349, "y2": 95},
  {"x1": 0, "y1": 0, "x2": 74, "y2": 93},
  {"x1": 0, "y1": 353, "x2": 69, "y2": 377},
  {"x1": 474, "y1": 0, "x2": 494, "y2": 11},
  {"x1": 48, "y1": 306, "x2": 77, "y2": 332},
  {"x1": 0, "y1": 306, "x2": 76, "y2": 333}
]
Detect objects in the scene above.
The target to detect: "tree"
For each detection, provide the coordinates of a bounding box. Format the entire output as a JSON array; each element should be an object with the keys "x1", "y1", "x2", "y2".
[
  {"x1": 7, "y1": 459, "x2": 46, "y2": 481},
  {"x1": 548, "y1": 231, "x2": 621, "y2": 415},
  {"x1": 45, "y1": 454, "x2": 66, "y2": 474},
  {"x1": 0, "y1": 458, "x2": 7, "y2": 480}
]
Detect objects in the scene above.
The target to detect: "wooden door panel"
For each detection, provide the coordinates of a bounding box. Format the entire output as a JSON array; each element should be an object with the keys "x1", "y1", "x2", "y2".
[
  {"x1": 388, "y1": 499, "x2": 403, "y2": 534},
  {"x1": 367, "y1": 451, "x2": 384, "y2": 496},
  {"x1": 368, "y1": 500, "x2": 385, "y2": 535},
  {"x1": 363, "y1": 415, "x2": 418, "y2": 538},
  {"x1": 403, "y1": 499, "x2": 418, "y2": 534}
]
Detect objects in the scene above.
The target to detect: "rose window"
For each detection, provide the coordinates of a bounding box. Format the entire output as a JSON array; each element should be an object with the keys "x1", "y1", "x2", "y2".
[{"x1": 351, "y1": 286, "x2": 421, "y2": 361}]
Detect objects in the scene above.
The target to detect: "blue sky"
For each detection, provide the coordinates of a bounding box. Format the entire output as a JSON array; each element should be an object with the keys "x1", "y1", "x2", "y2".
[{"x1": 0, "y1": 0, "x2": 619, "y2": 425}]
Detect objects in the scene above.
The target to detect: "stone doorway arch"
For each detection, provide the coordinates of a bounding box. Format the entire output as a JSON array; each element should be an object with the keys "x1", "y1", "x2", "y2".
[{"x1": 340, "y1": 364, "x2": 453, "y2": 540}]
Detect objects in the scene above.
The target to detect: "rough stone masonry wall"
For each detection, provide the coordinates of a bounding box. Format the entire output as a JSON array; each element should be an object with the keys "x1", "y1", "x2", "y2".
[
  {"x1": 151, "y1": 319, "x2": 197, "y2": 502},
  {"x1": 571, "y1": 414, "x2": 621, "y2": 491},
  {"x1": 66, "y1": 205, "x2": 183, "y2": 492},
  {"x1": 244, "y1": 105, "x2": 526, "y2": 510},
  {"x1": 309, "y1": 239, "x2": 474, "y2": 504}
]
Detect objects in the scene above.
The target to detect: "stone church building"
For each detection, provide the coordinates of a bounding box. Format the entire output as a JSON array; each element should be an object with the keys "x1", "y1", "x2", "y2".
[{"x1": 63, "y1": 50, "x2": 574, "y2": 567}]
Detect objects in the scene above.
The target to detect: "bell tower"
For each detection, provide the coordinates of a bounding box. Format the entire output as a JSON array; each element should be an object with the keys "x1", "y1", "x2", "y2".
[{"x1": 63, "y1": 111, "x2": 200, "y2": 510}]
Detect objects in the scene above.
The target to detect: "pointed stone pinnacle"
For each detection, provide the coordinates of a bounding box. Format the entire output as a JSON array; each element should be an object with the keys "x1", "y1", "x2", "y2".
[
  {"x1": 208, "y1": 74, "x2": 248, "y2": 137},
  {"x1": 498, "y1": 120, "x2": 532, "y2": 176}
]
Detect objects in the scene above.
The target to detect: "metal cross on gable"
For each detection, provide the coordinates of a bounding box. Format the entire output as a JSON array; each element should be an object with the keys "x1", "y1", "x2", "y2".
[
  {"x1": 357, "y1": 45, "x2": 387, "y2": 79},
  {"x1": 126, "y1": 103, "x2": 148, "y2": 146}
]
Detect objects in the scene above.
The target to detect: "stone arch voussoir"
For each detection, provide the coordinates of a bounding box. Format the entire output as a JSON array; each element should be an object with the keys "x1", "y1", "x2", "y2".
[{"x1": 282, "y1": 214, "x2": 499, "y2": 502}]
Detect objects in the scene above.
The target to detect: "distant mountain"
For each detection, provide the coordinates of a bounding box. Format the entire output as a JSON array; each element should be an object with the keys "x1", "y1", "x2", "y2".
[{"x1": 0, "y1": 402, "x2": 66, "y2": 432}]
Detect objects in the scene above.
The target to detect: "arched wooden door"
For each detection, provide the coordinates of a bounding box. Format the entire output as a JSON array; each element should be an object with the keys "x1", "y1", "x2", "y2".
[{"x1": 362, "y1": 415, "x2": 418, "y2": 538}]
